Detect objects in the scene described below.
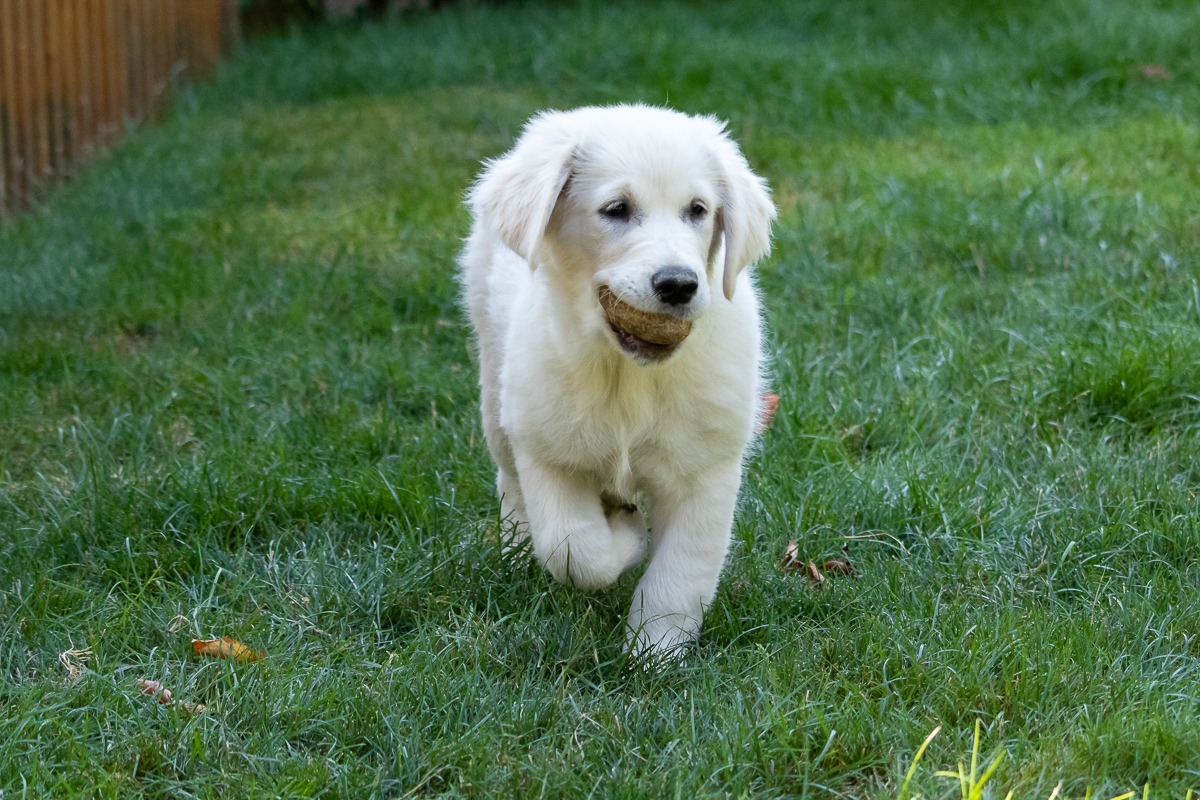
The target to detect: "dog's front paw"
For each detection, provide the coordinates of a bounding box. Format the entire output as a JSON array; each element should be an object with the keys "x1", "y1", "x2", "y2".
[
  {"x1": 625, "y1": 576, "x2": 705, "y2": 662},
  {"x1": 541, "y1": 526, "x2": 633, "y2": 590},
  {"x1": 625, "y1": 612, "x2": 697, "y2": 663}
]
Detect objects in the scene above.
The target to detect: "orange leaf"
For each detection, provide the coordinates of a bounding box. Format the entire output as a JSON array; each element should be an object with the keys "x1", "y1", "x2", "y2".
[
  {"x1": 822, "y1": 559, "x2": 855, "y2": 576},
  {"x1": 192, "y1": 637, "x2": 263, "y2": 663},
  {"x1": 136, "y1": 678, "x2": 172, "y2": 704},
  {"x1": 757, "y1": 393, "x2": 780, "y2": 432}
]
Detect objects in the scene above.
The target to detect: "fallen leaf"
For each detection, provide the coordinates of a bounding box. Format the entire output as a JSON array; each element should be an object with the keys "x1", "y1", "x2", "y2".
[
  {"x1": 192, "y1": 637, "x2": 263, "y2": 663},
  {"x1": 1138, "y1": 64, "x2": 1173, "y2": 80},
  {"x1": 781, "y1": 539, "x2": 803, "y2": 571},
  {"x1": 822, "y1": 559, "x2": 855, "y2": 576},
  {"x1": 804, "y1": 559, "x2": 826, "y2": 587},
  {"x1": 757, "y1": 393, "x2": 780, "y2": 432},
  {"x1": 180, "y1": 701, "x2": 207, "y2": 714},
  {"x1": 137, "y1": 678, "x2": 172, "y2": 704}
]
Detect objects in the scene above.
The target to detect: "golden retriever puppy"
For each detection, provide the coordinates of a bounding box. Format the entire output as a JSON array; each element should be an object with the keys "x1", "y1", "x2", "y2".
[{"x1": 460, "y1": 104, "x2": 776, "y2": 657}]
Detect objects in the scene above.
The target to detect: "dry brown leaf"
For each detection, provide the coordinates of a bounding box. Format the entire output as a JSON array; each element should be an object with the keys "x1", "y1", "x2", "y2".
[
  {"x1": 192, "y1": 637, "x2": 263, "y2": 663},
  {"x1": 784, "y1": 542, "x2": 855, "y2": 586},
  {"x1": 181, "y1": 701, "x2": 207, "y2": 714},
  {"x1": 822, "y1": 559, "x2": 855, "y2": 576},
  {"x1": 757, "y1": 393, "x2": 780, "y2": 432},
  {"x1": 136, "y1": 678, "x2": 173, "y2": 704},
  {"x1": 804, "y1": 559, "x2": 826, "y2": 587},
  {"x1": 781, "y1": 539, "x2": 803, "y2": 571}
]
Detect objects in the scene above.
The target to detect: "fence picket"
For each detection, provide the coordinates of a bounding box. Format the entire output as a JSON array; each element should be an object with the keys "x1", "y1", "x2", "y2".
[
  {"x1": 139, "y1": 0, "x2": 153, "y2": 117},
  {"x1": 88, "y1": 0, "x2": 105, "y2": 148},
  {"x1": 62, "y1": 0, "x2": 81, "y2": 166},
  {"x1": 0, "y1": 0, "x2": 14, "y2": 212},
  {"x1": 47, "y1": 0, "x2": 66, "y2": 175},
  {"x1": 4, "y1": 0, "x2": 21, "y2": 206},
  {"x1": 30, "y1": 0, "x2": 51, "y2": 184},
  {"x1": 20, "y1": 0, "x2": 33, "y2": 184},
  {"x1": 0, "y1": 1, "x2": 7, "y2": 214}
]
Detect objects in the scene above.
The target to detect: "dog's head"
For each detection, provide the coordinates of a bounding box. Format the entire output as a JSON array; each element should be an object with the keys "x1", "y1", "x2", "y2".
[{"x1": 470, "y1": 105, "x2": 776, "y2": 364}]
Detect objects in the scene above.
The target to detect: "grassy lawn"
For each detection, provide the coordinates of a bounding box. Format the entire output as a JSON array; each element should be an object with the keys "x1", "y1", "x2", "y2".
[{"x1": 3, "y1": 0, "x2": 1200, "y2": 796}]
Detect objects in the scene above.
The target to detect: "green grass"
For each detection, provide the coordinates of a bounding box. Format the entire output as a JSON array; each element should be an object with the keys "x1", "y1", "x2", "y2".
[{"x1": 3, "y1": 0, "x2": 1200, "y2": 796}]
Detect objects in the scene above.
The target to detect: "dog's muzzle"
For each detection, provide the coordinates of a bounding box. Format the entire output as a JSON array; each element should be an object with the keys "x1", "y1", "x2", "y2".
[{"x1": 598, "y1": 286, "x2": 692, "y2": 363}]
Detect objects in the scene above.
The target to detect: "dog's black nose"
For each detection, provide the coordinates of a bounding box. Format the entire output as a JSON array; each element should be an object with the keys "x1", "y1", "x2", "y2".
[{"x1": 651, "y1": 267, "x2": 699, "y2": 306}]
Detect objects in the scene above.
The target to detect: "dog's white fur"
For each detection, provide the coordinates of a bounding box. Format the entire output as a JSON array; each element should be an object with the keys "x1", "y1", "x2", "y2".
[{"x1": 460, "y1": 104, "x2": 775, "y2": 657}]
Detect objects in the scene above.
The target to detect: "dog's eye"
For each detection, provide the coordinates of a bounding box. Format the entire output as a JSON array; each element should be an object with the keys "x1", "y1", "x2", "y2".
[
  {"x1": 600, "y1": 200, "x2": 631, "y2": 221},
  {"x1": 687, "y1": 200, "x2": 707, "y2": 220}
]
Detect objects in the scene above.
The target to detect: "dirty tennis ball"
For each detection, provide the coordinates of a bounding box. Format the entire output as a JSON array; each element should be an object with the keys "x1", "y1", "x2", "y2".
[{"x1": 598, "y1": 287, "x2": 693, "y2": 346}]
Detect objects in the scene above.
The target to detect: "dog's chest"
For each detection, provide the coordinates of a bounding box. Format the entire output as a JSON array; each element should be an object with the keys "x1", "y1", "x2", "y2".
[
  {"x1": 507, "y1": 355, "x2": 745, "y2": 494},
  {"x1": 544, "y1": 393, "x2": 675, "y2": 495}
]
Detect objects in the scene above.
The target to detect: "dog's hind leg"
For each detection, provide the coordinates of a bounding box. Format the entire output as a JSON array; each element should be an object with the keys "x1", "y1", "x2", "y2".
[{"x1": 497, "y1": 468, "x2": 530, "y2": 547}]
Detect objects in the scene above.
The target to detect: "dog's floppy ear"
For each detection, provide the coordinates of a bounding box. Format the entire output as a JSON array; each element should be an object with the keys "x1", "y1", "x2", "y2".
[
  {"x1": 469, "y1": 111, "x2": 578, "y2": 267},
  {"x1": 709, "y1": 123, "x2": 776, "y2": 300}
]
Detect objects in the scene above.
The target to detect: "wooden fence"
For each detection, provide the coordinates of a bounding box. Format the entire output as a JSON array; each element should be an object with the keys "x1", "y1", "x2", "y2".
[{"x1": 0, "y1": 0, "x2": 239, "y2": 217}]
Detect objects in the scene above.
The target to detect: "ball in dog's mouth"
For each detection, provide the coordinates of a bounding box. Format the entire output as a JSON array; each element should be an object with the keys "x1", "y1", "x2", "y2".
[{"x1": 598, "y1": 286, "x2": 692, "y2": 362}]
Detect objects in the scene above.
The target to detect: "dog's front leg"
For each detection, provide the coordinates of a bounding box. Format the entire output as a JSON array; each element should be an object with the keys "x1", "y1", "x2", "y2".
[
  {"x1": 628, "y1": 463, "x2": 742, "y2": 658},
  {"x1": 514, "y1": 451, "x2": 647, "y2": 590}
]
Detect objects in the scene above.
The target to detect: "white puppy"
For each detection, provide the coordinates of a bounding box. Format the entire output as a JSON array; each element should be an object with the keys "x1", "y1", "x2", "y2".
[{"x1": 460, "y1": 104, "x2": 776, "y2": 657}]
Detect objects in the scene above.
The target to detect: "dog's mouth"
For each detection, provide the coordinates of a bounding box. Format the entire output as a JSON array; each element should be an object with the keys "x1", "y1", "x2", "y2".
[
  {"x1": 607, "y1": 322, "x2": 679, "y2": 361},
  {"x1": 598, "y1": 287, "x2": 692, "y2": 364}
]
